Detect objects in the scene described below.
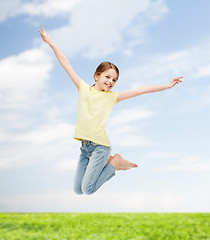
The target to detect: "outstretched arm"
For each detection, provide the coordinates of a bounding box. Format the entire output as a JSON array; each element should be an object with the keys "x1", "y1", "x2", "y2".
[
  {"x1": 38, "y1": 25, "x2": 81, "y2": 90},
  {"x1": 117, "y1": 77, "x2": 183, "y2": 102}
]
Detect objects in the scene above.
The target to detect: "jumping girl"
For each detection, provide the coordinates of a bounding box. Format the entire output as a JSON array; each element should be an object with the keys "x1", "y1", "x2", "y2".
[{"x1": 38, "y1": 25, "x2": 183, "y2": 195}]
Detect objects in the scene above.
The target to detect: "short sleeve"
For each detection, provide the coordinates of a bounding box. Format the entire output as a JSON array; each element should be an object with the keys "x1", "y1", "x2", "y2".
[
  {"x1": 78, "y1": 79, "x2": 89, "y2": 93},
  {"x1": 110, "y1": 91, "x2": 119, "y2": 104}
]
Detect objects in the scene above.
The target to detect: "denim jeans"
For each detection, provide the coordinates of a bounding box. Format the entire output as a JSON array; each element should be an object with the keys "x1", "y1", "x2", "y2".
[{"x1": 73, "y1": 140, "x2": 116, "y2": 195}]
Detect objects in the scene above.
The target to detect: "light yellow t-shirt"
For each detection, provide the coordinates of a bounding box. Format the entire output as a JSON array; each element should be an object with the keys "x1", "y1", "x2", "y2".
[{"x1": 74, "y1": 79, "x2": 119, "y2": 146}]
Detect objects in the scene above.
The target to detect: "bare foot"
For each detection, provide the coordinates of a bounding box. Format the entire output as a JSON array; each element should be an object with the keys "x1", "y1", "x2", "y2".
[
  {"x1": 105, "y1": 155, "x2": 128, "y2": 169},
  {"x1": 108, "y1": 153, "x2": 138, "y2": 171}
]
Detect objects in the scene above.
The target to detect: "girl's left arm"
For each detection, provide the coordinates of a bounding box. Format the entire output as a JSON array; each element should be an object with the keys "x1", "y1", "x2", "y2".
[{"x1": 117, "y1": 77, "x2": 183, "y2": 103}]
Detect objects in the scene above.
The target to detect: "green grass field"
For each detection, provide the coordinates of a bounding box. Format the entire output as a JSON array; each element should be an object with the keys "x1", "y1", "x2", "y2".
[{"x1": 0, "y1": 213, "x2": 209, "y2": 240}]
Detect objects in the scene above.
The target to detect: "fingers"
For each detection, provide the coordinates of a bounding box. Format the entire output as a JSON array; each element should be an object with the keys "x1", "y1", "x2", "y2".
[
  {"x1": 38, "y1": 25, "x2": 45, "y2": 34},
  {"x1": 175, "y1": 76, "x2": 183, "y2": 84},
  {"x1": 170, "y1": 77, "x2": 183, "y2": 87},
  {"x1": 169, "y1": 76, "x2": 183, "y2": 88},
  {"x1": 42, "y1": 24, "x2": 45, "y2": 33}
]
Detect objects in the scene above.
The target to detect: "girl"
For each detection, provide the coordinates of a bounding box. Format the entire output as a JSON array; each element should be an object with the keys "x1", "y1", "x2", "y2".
[{"x1": 38, "y1": 25, "x2": 183, "y2": 195}]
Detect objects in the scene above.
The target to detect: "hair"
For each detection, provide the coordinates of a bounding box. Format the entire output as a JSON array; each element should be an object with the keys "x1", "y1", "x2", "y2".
[{"x1": 91, "y1": 61, "x2": 119, "y2": 87}]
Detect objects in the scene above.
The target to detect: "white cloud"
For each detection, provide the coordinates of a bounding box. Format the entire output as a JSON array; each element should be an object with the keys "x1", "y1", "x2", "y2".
[
  {"x1": 145, "y1": 152, "x2": 210, "y2": 172},
  {"x1": 20, "y1": 0, "x2": 81, "y2": 18},
  {"x1": 118, "y1": 40, "x2": 210, "y2": 115},
  {"x1": 122, "y1": 49, "x2": 133, "y2": 57},
  {"x1": 0, "y1": 0, "x2": 82, "y2": 22},
  {"x1": 47, "y1": 0, "x2": 168, "y2": 58},
  {"x1": 1, "y1": 0, "x2": 168, "y2": 59},
  {"x1": 155, "y1": 160, "x2": 210, "y2": 172},
  {"x1": 0, "y1": 0, "x2": 21, "y2": 22},
  {"x1": 0, "y1": 113, "x2": 33, "y2": 130},
  {"x1": 112, "y1": 135, "x2": 151, "y2": 147},
  {"x1": 44, "y1": 107, "x2": 63, "y2": 121},
  {"x1": 110, "y1": 107, "x2": 156, "y2": 126},
  {"x1": 0, "y1": 51, "x2": 80, "y2": 169},
  {"x1": 179, "y1": 156, "x2": 201, "y2": 164},
  {"x1": 200, "y1": 84, "x2": 210, "y2": 106},
  {"x1": 0, "y1": 189, "x2": 209, "y2": 212},
  {"x1": 121, "y1": 41, "x2": 210, "y2": 88},
  {"x1": 0, "y1": 48, "x2": 53, "y2": 109},
  {"x1": 144, "y1": 151, "x2": 183, "y2": 159},
  {"x1": 11, "y1": 123, "x2": 75, "y2": 145},
  {"x1": 54, "y1": 159, "x2": 77, "y2": 172},
  {"x1": 0, "y1": 123, "x2": 79, "y2": 170},
  {"x1": 107, "y1": 106, "x2": 156, "y2": 147}
]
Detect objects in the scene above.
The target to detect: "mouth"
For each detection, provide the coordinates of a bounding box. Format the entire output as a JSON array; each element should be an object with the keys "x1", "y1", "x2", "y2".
[{"x1": 105, "y1": 83, "x2": 111, "y2": 88}]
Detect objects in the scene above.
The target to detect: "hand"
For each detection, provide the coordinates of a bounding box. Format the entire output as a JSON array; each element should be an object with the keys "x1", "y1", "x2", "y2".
[
  {"x1": 38, "y1": 25, "x2": 54, "y2": 45},
  {"x1": 167, "y1": 77, "x2": 183, "y2": 89}
]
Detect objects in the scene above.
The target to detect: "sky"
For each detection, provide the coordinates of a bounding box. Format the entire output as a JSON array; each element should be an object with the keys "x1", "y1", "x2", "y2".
[{"x1": 0, "y1": 0, "x2": 210, "y2": 212}]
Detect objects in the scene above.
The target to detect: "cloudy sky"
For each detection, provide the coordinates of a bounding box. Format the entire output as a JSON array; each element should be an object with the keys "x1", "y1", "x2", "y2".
[{"x1": 0, "y1": 0, "x2": 210, "y2": 212}]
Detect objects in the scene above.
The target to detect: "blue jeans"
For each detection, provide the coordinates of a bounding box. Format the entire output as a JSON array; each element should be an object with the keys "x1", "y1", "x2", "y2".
[{"x1": 73, "y1": 140, "x2": 116, "y2": 195}]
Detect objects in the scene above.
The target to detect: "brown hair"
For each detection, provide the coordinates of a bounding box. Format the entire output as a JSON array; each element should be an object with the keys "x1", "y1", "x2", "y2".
[{"x1": 92, "y1": 61, "x2": 119, "y2": 87}]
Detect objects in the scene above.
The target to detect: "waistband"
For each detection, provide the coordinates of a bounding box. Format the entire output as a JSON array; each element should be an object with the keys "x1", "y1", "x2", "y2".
[
  {"x1": 81, "y1": 139, "x2": 108, "y2": 147},
  {"x1": 81, "y1": 139, "x2": 96, "y2": 146}
]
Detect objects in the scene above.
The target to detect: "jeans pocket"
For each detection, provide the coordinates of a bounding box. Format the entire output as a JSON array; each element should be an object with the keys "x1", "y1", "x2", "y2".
[
  {"x1": 80, "y1": 143, "x2": 85, "y2": 151},
  {"x1": 94, "y1": 145, "x2": 111, "y2": 158}
]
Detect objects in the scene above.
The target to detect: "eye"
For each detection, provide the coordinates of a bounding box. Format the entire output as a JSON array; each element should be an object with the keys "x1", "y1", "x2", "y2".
[
  {"x1": 113, "y1": 79, "x2": 117, "y2": 82},
  {"x1": 106, "y1": 76, "x2": 110, "y2": 78}
]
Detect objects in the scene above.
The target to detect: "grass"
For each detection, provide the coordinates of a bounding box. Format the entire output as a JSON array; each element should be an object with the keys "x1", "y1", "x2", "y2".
[{"x1": 0, "y1": 213, "x2": 209, "y2": 240}]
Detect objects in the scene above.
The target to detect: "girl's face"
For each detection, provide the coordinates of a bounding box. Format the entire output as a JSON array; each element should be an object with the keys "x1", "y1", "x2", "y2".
[{"x1": 94, "y1": 69, "x2": 118, "y2": 92}]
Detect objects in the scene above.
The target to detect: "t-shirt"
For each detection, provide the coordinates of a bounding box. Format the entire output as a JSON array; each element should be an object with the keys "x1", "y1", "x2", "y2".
[{"x1": 74, "y1": 79, "x2": 119, "y2": 146}]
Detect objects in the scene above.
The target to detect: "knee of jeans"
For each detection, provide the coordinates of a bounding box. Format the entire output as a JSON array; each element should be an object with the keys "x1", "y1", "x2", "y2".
[{"x1": 81, "y1": 183, "x2": 95, "y2": 195}]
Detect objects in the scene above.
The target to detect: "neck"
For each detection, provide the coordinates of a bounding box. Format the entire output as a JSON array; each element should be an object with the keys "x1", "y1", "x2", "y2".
[{"x1": 93, "y1": 84, "x2": 104, "y2": 92}]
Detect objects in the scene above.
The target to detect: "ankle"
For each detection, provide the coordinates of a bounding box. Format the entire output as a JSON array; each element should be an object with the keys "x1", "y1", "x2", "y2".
[{"x1": 108, "y1": 155, "x2": 120, "y2": 169}]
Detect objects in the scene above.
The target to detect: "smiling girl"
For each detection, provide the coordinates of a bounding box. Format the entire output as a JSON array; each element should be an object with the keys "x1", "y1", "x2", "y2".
[{"x1": 39, "y1": 25, "x2": 183, "y2": 195}]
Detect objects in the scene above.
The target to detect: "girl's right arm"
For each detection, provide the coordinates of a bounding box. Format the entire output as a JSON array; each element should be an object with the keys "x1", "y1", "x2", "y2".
[{"x1": 38, "y1": 25, "x2": 81, "y2": 90}]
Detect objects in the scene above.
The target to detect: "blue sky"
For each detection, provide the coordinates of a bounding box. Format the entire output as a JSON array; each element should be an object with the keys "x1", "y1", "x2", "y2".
[{"x1": 0, "y1": 0, "x2": 210, "y2": 212}]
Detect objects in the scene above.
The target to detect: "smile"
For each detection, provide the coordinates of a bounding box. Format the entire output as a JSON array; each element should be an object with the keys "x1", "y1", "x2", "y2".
[{"x1": 105, "y1": 83, "x2": 111, "y2": 88}]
